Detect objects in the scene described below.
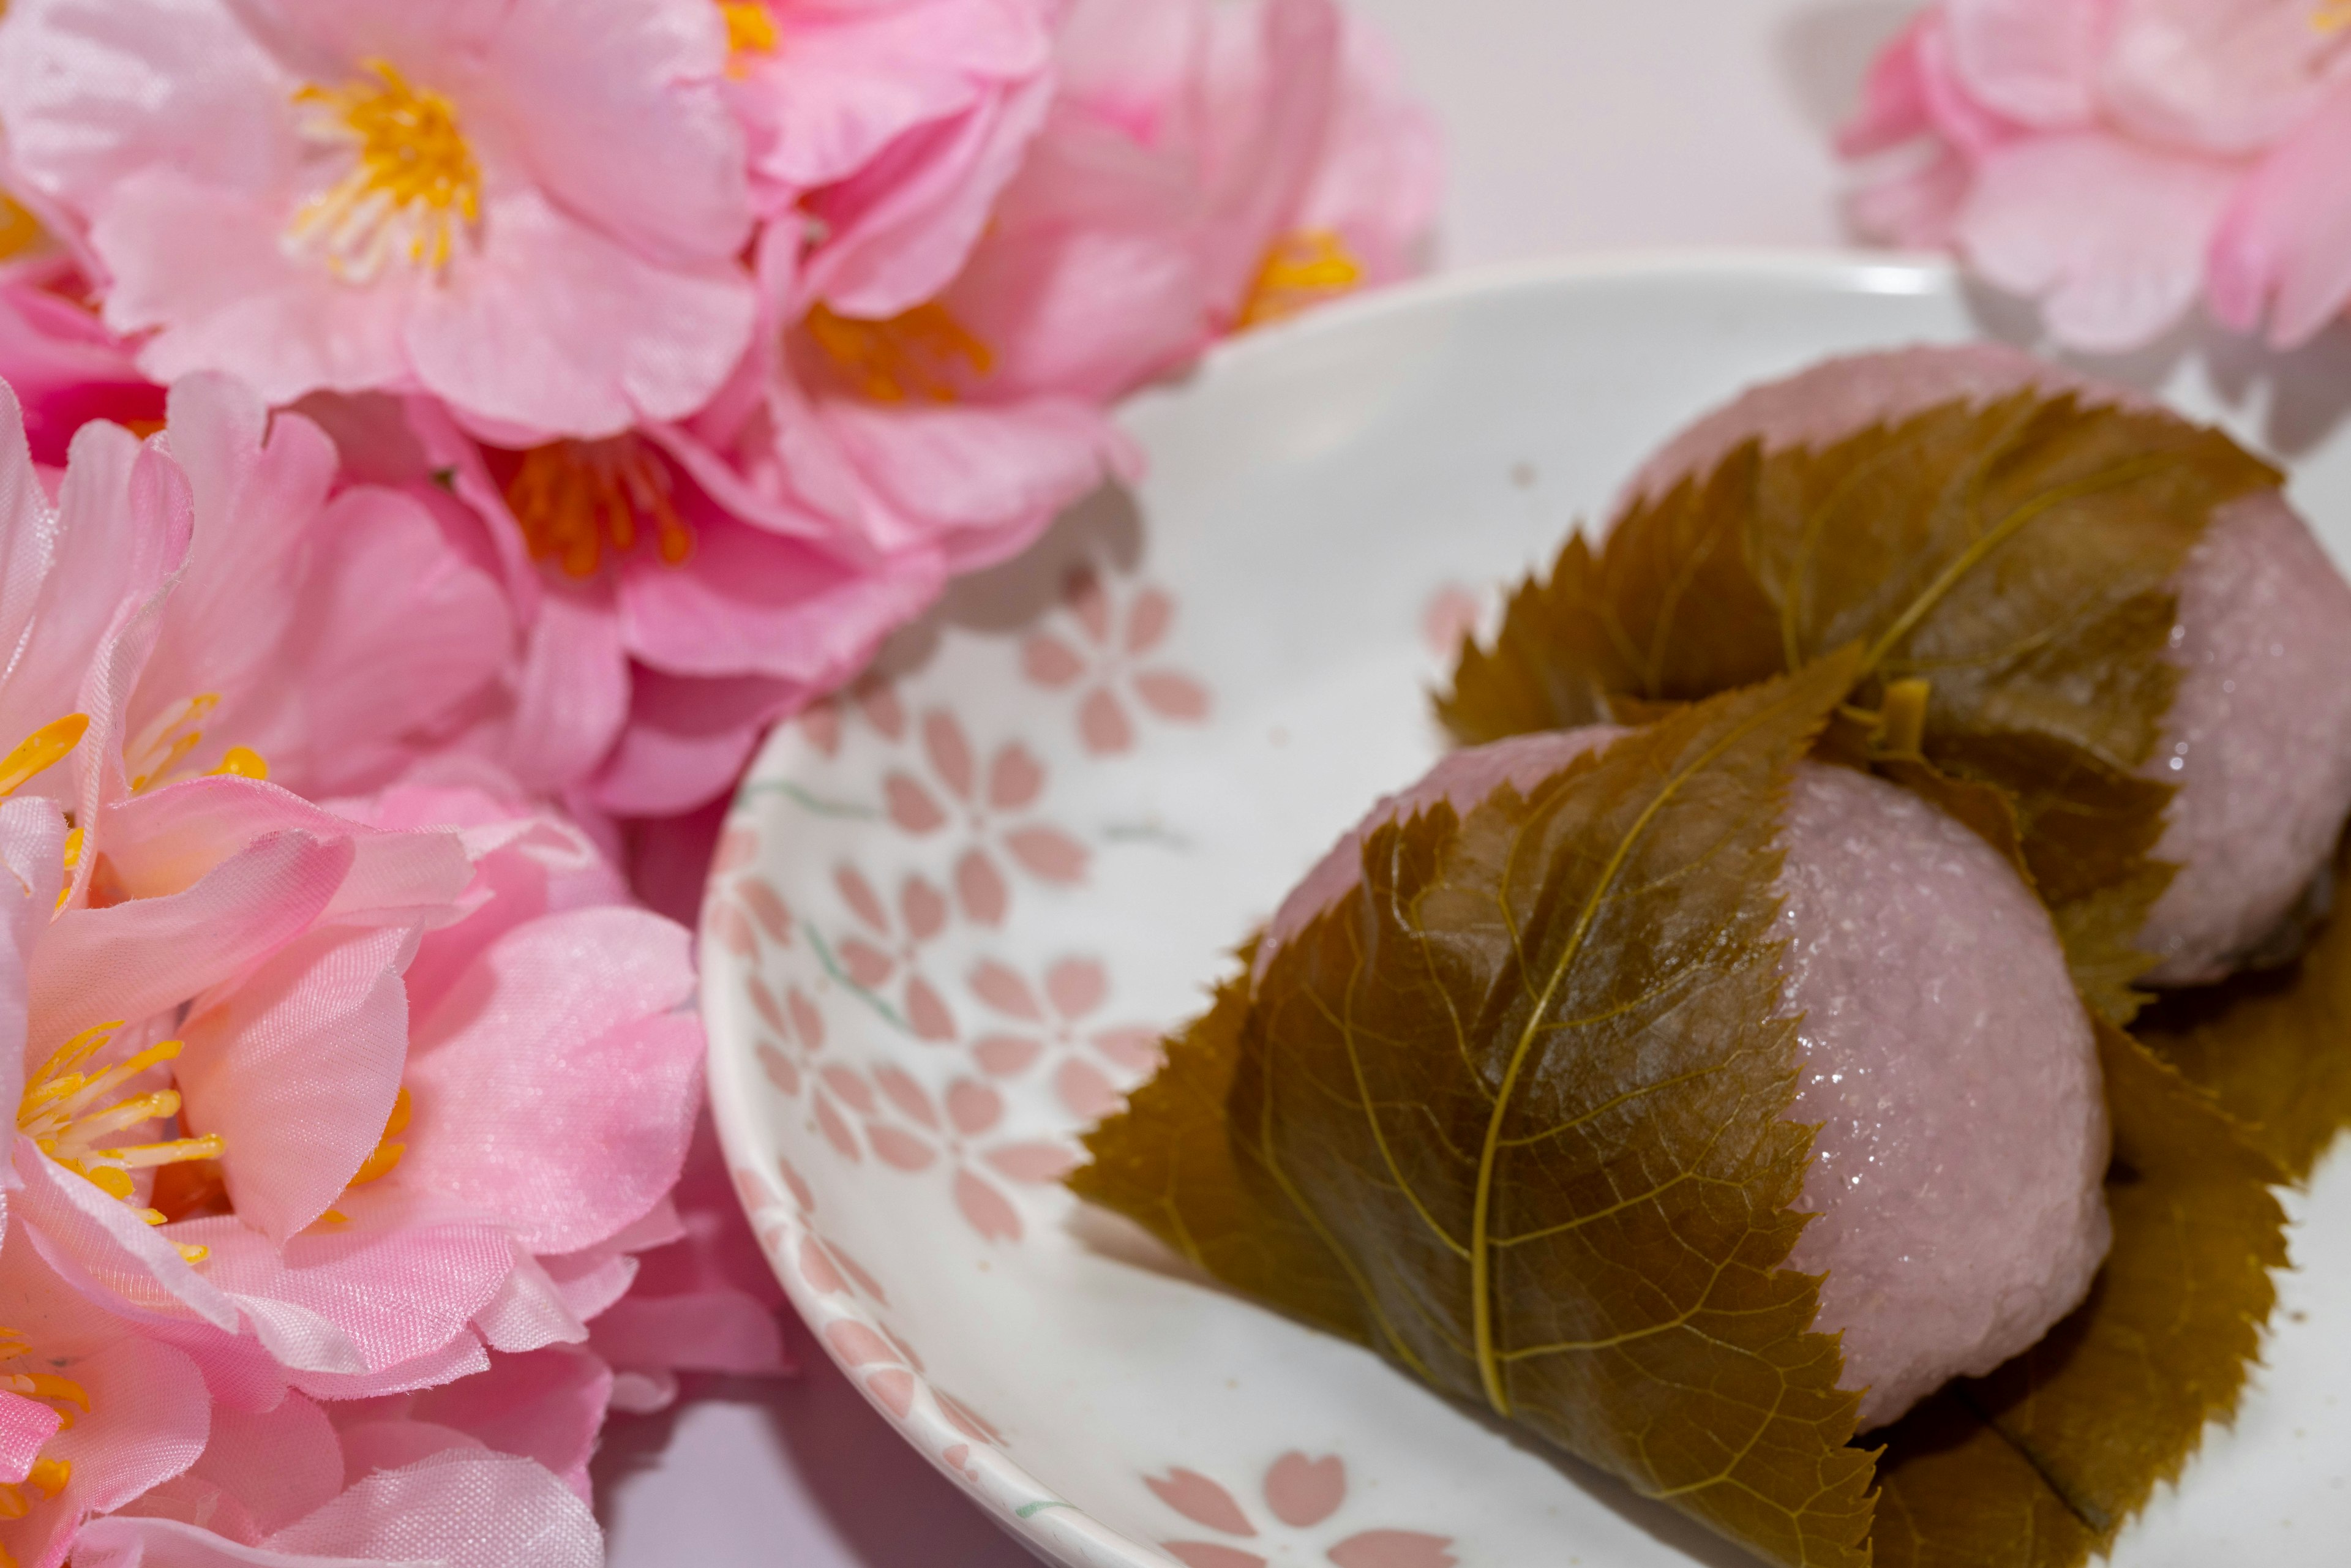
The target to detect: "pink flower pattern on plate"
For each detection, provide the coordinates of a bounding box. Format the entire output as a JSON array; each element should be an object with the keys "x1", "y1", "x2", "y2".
[
  {"x1": 856, "y1": 1071, "x2": 1077, "y2": 1244},
  {"x1": 1022, "y1": 566, "x2": 1212, "y2": 756},
  {"x1": 831, "y1": 865, "x2": 960, "y2": 1040},
  {"x1": 799, "y1": 673, "x2": 910, "y2": 759},
  {"x1": 967, "y1": 955, "x2": 1161, "y2": 1117},
  {"x1": 883, "y1": 708, "x2": 1090, "y2": 923},
  {"x1": 1146, "y1": 1452, "x2": 1456, "y2": 1568}
]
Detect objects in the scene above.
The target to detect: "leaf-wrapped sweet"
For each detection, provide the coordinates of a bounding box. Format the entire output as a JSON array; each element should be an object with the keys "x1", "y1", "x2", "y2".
[
  {"x1": 1081, "y1": 661, "x2": 1880, "y2": 1566},
  {"x1": 1439, "y1": 360, "x2": 2287, "y2": 1019}
]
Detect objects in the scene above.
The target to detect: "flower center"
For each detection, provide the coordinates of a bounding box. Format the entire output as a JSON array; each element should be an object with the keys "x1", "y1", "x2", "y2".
[
  {"x1": 719, "y1": 1, "x2": 780, "y2": 53},
  {"x1": 2319, "y1": 2, "x2": 2351, "y2": 32},
  {"x1": 122, "y1": 694, "x2": 268, "y2": 796},
  {"x1": 804, "y1": 302, "x2": 994, "y2": 404},
  {"x1": 288, "y1": 59, "x2": 482, "y2": 281},
  {"x1": 19, "y1": 1022, "x2": 224, "y2": 1263},
  {"x1": 0, "y1": 1327, "x2": 80, "y2": 1526},
  {"x1": 504, "y1": 437, "x2": 695, "y2": 580},
  {"x1": 1236, "y1": 230, "x2": 1364, "y2": 329}
]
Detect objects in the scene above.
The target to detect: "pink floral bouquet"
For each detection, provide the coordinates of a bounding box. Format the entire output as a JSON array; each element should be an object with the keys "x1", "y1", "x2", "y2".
[
  {"x1": 1841, "y1": 0, "x2": 2351, "y2": 354},
  {"x1": 0, "y1": 0, "x2": 1438, "y2": 1561}
]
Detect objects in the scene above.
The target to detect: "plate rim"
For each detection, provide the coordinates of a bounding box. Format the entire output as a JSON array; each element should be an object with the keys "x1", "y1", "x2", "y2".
[{"x1": 701, "y1": 244, "x2": 1970, "y2": 1568}]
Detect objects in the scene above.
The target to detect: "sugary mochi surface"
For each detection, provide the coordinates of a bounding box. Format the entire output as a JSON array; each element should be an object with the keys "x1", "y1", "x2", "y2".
[
  {"x1": 1263, "y1": 730, "x2": 2112, "y2": 1430},
  {"x1": 1625, "y1": 343, "x2": 2351, "y2": 984}
]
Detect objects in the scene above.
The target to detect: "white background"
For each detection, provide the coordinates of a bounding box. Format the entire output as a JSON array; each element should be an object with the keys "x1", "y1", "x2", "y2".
[{"x1": 594, "y1": 2, "x2": 1921, "y2": 1562}]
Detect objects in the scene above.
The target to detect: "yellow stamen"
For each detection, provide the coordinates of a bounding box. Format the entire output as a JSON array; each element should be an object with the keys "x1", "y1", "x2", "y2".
[
  {"x1": 0, "y1": 195, "x2": 45, "y2": 264},
  {"x1": 209, "y1": 746, "x2": 270, "y2": 781},
  {"x1": 719, "y1": 1, "x2": 779, "y2": 52},
  {"x1": 505, "y1": 437, "x2": 694, "y2": 579},
  {"x1": 289, "y1": 59, "x2": 481, "y2": 281},
  {"x1": 18, "y1": 1026, "x2": 223, "y2": 1229},
  {"x1": 0, "y1": 714, "x2": 87, "y2": 798},
  {"x1": 0, "y1": 1326, "x2": 85, "y2": 1528},
  {"x1": 1237, "y1": 230, "x2": 1365, "y2": 329},
  {"x1": 804, "y1": 302, "x2": 994, "y2": 404},
  {"x1": 2317, "y1": 1, "x2": 2351, "y2": 32},
  {"x1": 125, "y1": 693, "x2": 220, "y2": 793},
  {"x1": 348, "y1": 1086, "x2": 411, "y2": 1187}
]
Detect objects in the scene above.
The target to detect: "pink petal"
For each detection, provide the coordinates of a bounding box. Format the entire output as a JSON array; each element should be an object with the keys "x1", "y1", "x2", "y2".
[
  {"x1": 1065, "y1": 565, "x2": 1111, "y2": 643},
  {"x1": 872, "y1": 1065, "x2": 940, "y2": 1129},
  {"x1": 1078, "y1": 687, "x2": 1134, "y2": 754},
  {"x1": 1148, "y1": 1470, "x2": 1256, "y2": 1536},
  {"x1": 491, "y1": 0, "x2": 751, "y2": 263},
  {"x1": 1092, "y1": 1027, "x2": 1164, "y2": 1073},
  {"x1": 1264, "y1": 1451, "x2": 1346, "y2": 1528},
  {"x1": 800, "y1": 702, "x2": 842, "y2": 756},
  {"x1": 969, "y1": 958, "x2": 1043, "y2": 1021},
  {"x1": 987, "y1": 741, "x2": 1046, "y2": 812},
  {"x1": 885, "y1": 773, "x2": 948, "y2": 833},
  {"x1": 901, "y1": 875, "x2": 949, "y2": 941},
  {"x1": 21, "y1": 1334, "x2": 211, "y2": 1566},
  {"x1": 836, "y1": 863, "x2": 890, "y2": 931},
  {"x1": 1044, "y1": 956, "x2": 1108, "y2": 1022},
  {"x1": 800, "y1": 1236, "x2": 846, "y2": 1295},
  {"x1": 820, "y1": 1065, "x2": 878, "y2": 1116},
  {"x1": 856, "y1": 679, "x2": 906, "y2": 738},
  {"x1": 983, "y1": 1142, "x2": 1077, "y2": 1184},
  {"x1": 954, "y1": 847, "x2": 1009, "y2": 925},
  {"x1": 953, "y1": 1169, "x2": 1022, "y2": 1242},
  {"x1": 866, "y1": 1366, "x2": 918, "y2": 1419},
  {"x1": 923, "y1": 711, "x2": 977, "y2": 803},
  {"x1": 840, "y1": 936, "x2": 895, "y2": 987},
  {"x1": 1959, "y1": 130, "x2": 2240, "y2": 352},
  {"x1": 740, "y1": 879, "x2": 794, "y2": 943},
  {"x1": 2210, "y1": 77, "x2": 2351, "y2": 347},
  {"x1": 1056, "y1": 1059, "x2": 1121, "y2": 1120},
  {"x1": 867, "y1": 1125, "x2": 939, "y2": 1172},
  {"x1": 1021, "y1": 632, "x2": 1087, "y2": 688},
  {"x1": 1325, "y1": 1531, "x2": 1458, "y2": 1568},
  {"x1": 1125, "y1": 587, "x2": 1174, "y2": 654},
  {"x1": 787, "y1": 986, "x2": 827, "y2": 1051},
  {"x1": 1005, "y1": 825, "x2": 1090, "y2": 883},
  {"x1": 402, "y1": 907, "x2": 702, "y2": 1254},
  {"x1": 263, "y1": 1450, "x2": 602, "y2": 1568},
  {"x1": 824, "y1": 1319, "x2": 900, "y2": 1367},
  {"x1": 176, "y1": 922, "x2": 414, "y2": 1245},
  {"x1": 946, "y1": 1079, "x2": 1004, "y2": 1137},
  {"x1": 815, "y1": 1096, "x2": 861, "y2": 1161},
  {"x1": 972, "y1": 1034, "x2": 1044, "y2": 1076},
  {"x1": 752, "y1": 973, "x2": 790, "y2": 1034},
  {"x1": 406, "y1": 1343, "x2": 614, "y2": 1500},
  {"x1": 1944, "y1": 0, "x2": 2106, "y2": 129},
  {"x1": 1163, "y1": 1547, "x2": 1268, "y2": 1568},
  {"x1": 713, "y1": 827, "x2": 759, "y2": 874},
  {"x1": 776, "y1": 1157, "x2": 814, "y2": 1212},
  {"x1": 1133, "y1": 670, "x2": 1212, "y2": 721},
  {"x1": 757, "y1": 1042, "x2": 801, "y2": 1097},
  {"x1": 711, "y1": 900, "x2": 757, "y2": 957},
  {"x1": 904, "y1": 975, "x2": 958, "y2": 1041},
  {"x1": 190, "y1": 1394, "x2": 343, "y2": 1534},
  {"x1": 407, "y1": 186, "x2": 756, "y2": 436}
]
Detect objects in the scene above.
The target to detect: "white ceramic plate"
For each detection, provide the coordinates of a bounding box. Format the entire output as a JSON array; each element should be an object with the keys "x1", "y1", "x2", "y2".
[{"x1": 702, "y1": 253, "x2": 2351, "y2": 1568}]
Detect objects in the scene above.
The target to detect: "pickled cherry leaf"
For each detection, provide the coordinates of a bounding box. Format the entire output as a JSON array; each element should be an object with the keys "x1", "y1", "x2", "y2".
[
  {"x1": 1076, "y1": 659, "x2": 1878, "y2": 1568},
  {"x1": 1872, "y1": 1022, "x2": 2286, "y2": 1567},
  {"x1": 2135, "y1": 830, "x2": 2351, "y2": 1180},
  {"x1": 1438, "y1": 392, "x2": 2278, "y2": 1021}
]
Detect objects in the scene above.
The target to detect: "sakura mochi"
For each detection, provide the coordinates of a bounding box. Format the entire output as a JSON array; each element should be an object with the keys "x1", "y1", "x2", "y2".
[
  {"x1": 1627, "y1": 343, "x2": 2351, "y2": 985},
  {"x1": 1264, "y1": 729, "x2": 2111, "y2": 1430}
]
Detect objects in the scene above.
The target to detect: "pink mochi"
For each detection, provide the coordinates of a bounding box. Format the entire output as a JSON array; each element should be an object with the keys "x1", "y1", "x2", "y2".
[
  {"x1": 1264, "y1": 730, "x2": 2112, "y2": 1430},
  {"x1": 1626, "y1": 343, "x2": 2351, "y2": 985}
]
